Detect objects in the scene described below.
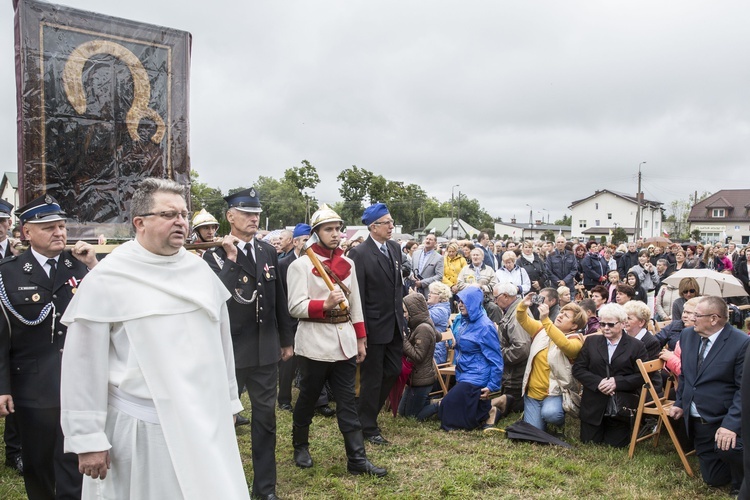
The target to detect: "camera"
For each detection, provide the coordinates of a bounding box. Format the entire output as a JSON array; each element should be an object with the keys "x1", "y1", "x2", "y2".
[{"x1": 531, "y1": 294, "x2": 545, "y2": 305}]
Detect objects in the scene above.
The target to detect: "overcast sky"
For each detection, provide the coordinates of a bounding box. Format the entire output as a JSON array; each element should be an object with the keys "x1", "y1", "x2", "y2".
[{"x1": 1, "y1": 0, "x2": 748, "y2": 225}]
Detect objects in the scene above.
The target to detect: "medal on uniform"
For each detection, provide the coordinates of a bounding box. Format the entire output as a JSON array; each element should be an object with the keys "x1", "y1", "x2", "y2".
[
  {"x1": 71, "y1": 288, "x2": 77, "y2": 294},
  {"x1": 31, "y1": 293, "x2": 40, "y2": 302},
  {"x1": 242, "y1": 276, "x2": 248, "y2": 283},
  {"x1": 64, "y1": 259, "x2": 73, "y2": 268},
  {"x1": 23, "y1": 263, "x2": 32, "y2": 273}
]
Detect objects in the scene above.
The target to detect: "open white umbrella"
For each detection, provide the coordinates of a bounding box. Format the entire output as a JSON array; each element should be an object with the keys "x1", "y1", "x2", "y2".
[{"x1": 663, "y1": 268, "x2": 748, "y2": 298}]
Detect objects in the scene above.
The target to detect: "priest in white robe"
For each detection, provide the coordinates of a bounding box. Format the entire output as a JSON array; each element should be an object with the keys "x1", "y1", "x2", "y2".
[{"x1": 60, "y1": 178, "x2": 250, "y2": 499}]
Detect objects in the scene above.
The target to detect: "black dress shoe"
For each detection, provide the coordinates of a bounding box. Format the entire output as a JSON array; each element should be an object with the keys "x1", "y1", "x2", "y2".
[
  {"x1": 315, "y1": 405, "x2": 335, "y2": 417},
  {"x1": 252, "y1": 494, "x2": 279, "y2": 500},
  {"x1": 278, "y1": 403, "x2": 293, "y2": 412},
  {"x1": 366, "y1": 434, "x2": 390, "y2": 445},
  {"x1": 235, "y1": 414, "x2": 250, "y2": 427},
  {"x1": 4, "y1": 456, "x2": 23, "y2": 475}
]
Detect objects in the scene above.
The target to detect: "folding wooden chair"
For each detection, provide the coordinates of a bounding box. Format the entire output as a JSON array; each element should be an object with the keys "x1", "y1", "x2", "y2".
[
  {"x1": 628, "y1": 358, "x2": 694, "y2": 476},
  {"x1": 430, "y1": 330, "x2": 455, "y2": 398}
]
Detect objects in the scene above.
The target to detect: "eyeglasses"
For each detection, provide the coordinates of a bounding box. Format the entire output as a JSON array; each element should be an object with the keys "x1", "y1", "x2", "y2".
[
  {"x1": 694, "y1": 313, "x2": 717, "y2": 319},
  {"x1": 600, "y1": 322, "x2": 620, "y2": 328},
  {"x1": 683, "y1": 289, "x2": 697, "y2": 295},
  {"x1": 371, "y1": 220, "x2": 395, "y2": 226},
  {"x1": 136, "y1": 210, "x2": 189, "y2": 220}
]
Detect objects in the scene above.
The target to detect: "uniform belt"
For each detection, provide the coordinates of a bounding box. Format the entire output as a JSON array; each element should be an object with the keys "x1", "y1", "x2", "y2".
[{"x1": 303, "y1": 313, "x2": 351, "y2": 324}]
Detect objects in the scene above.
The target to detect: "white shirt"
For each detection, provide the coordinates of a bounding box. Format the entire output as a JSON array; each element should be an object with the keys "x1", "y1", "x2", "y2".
[{"x1": 30, "y1": 248, "x2": 59, "y2": 277}]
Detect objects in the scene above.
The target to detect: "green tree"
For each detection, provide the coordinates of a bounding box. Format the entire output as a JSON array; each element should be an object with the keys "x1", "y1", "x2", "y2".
[
  {"x1": 337, "y1": 165, "x2": 374, "y2": 225},
  {"x1": 189, "y1": 170, "x2": 225, "y2": 221},
  {"x1": 283, "y1": 160, "x2": 320, "y2": 192},
  {"x1": 554, "y1": 214, "x2": 572, "y2": 226},
  {"x1": 253, "y1": 176, "x2": 307, "y2": 230},
  {"x1": 690, "y1": 229, "x2": 702, "y2": 242},
  {"x1": 541, "y1": 230, "x2": 555, "y2": 241},
  {"x1": 667, "y1": 191, "x2": 711, "y2": 240},
  {"x1": 611, "y1": 227, "x2": 628, "y2": 245}
]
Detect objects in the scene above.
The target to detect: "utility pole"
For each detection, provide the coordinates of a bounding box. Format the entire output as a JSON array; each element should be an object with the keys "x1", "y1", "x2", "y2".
[{"x1": 635, "y1": 161, "x2": 646, "y2": 241}]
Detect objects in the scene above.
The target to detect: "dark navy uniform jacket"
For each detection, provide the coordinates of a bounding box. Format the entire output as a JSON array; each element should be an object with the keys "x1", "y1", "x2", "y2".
[
  {"x1": 0, "y1": 249, "x2": 89, "y2": 408},
  {"x1": 204, "y1": 239, "x2": 294, "y2": 368}
]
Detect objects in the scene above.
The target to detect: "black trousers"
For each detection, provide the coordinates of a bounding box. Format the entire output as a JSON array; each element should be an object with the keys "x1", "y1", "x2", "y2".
[
  {"x1": 236, "y1": 363, "x2": 278, "y2": 497},
  {"x1": 294, "y1": 356, "x2": 360, "y2": 433},
  {"x1": 278, "y1": 354, "x2": 329, "y2": 407},
  {"x1": 14, "y1": 407, "x2": 82, "y2": 500},
  {"x1": 357, "y1": 326, "x2": 402, "y2": 438},
  {"x1": 690, "y1": 417, "x2": 744, "y2": 488},
  {"x1": 4, "y1": 411, "x2": 22, "y2": 459},
  {"x1": 580, "y1": 416, "x2": 632, "y2": 448}
]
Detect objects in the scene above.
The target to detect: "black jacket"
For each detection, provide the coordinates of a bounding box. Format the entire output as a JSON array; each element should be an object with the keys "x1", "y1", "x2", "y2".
[
  {"x1": 0, "y1": 250, "x2": 90, "y2": 408},
  {"x1": 204, "y1": 240, "x2": 294, "y2": 368},
  {"x1": 573, "y1": 333, "x2": 648, "y2": 426}
]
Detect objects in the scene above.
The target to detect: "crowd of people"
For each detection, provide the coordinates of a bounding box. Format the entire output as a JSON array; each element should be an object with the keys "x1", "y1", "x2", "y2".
[{"x1": 1, "y1": 186, "x2": 750, "y2": 498}]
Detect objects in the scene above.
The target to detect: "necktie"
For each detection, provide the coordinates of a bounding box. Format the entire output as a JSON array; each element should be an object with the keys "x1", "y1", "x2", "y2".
[
  {"x1": 697, "y1": 337, "x2": 710, "y2": 370},
  {"x1": 380, "y1": 244, "x2": 389, "y2": 257},
  {"x1": 47, "y1": 258, "x2": 57, "y2": 284},
  {"x1": 245, "y1": 245, "x2": 255, "y2": 266}
]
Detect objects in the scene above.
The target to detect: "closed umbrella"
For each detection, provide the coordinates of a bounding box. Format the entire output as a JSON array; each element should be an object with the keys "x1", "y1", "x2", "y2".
[
  {"x1": 503, "y1": 420, "x2": 573, "y2": 448},
  {"x1": 663, "y1": 268, "x2": 748, "y2": 298}
]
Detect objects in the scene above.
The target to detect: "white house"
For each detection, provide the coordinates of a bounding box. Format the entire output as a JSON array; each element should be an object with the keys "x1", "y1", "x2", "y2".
[
  {"x1": 494, "y1": 220, "x2": 571, "y2": 241},
  {"x1": 420, "y1": 217, "x2": 481, "y2": 240},
  {"x1": 568, "y1": 190, "x2": 663, "y2": 241},
  {"x1": 0, "y1": 172, "x2": 19, "y2": 224}
]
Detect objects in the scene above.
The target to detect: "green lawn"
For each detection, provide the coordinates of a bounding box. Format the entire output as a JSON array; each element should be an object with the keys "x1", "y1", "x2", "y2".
[{"x1": 0, "y1": 398, "x2": 734, "y2": 499}]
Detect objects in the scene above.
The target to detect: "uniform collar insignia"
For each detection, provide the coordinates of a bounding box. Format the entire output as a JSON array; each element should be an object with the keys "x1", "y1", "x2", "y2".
[
  {"x1": 64, "y1": 259, "x2": 73, "y2": 268},
  {"x1": 23, "y1": 262, "x2": 33, "y2": 273}
]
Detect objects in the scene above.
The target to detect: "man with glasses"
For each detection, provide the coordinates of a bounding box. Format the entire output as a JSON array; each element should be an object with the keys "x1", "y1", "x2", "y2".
[
  {"x1": 204, "y1": 187, "x2": 294, "y2": 500},
  {"x1": 348, "y1": 203, "x2": 405, "y2": 445},
  {"x1": 0, "y1": 194, "x2": 97, "y2": 499},
  {"x1": 60, "y1": 179, "x2": 250, "y2": 498},
  {"x1": 668, "y1": 296, "x2": 748, "y2": 494}
]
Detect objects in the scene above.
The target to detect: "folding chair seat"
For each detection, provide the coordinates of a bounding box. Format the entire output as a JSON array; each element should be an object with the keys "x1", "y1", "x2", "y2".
[{"x1": 628, "y1": 358, "x2": 695, "y2": 476}]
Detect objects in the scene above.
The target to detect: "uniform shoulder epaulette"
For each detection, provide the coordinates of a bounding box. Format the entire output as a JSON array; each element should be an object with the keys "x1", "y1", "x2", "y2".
[{"x1": 0, "y1": 255, "x2": 18, "y2": 265}]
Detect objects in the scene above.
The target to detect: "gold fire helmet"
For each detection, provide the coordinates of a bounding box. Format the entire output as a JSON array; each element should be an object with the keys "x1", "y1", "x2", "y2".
[
  {"x1": 310, "y1": 204, "x2": 343, "y2": 231},
  {"x1": 192, "y1": 208, "x2": 219, "y2": 229}
]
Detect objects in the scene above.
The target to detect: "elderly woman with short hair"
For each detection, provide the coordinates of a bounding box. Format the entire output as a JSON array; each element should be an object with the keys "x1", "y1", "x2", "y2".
[
  {"x1": 573, "y1": 303, "x2": 649, "y2": 447},
  {"x1": 457, "y1": 248, "x2": 497, "y2": 295},
  {"x1": 623, "y1": 300, "x2": 661, "y2": 363},
  {"x1": 496, "y1": 251, "x2": 531, "y2": 296}
]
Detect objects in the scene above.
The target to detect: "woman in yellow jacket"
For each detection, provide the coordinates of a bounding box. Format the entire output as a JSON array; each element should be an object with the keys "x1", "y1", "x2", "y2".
[
  {"x1": 442, "y1": 242, "x2": 467, "y2": 294},
  {"x1": 515, "y1": 293, "x2": 586, "y2": 433}
]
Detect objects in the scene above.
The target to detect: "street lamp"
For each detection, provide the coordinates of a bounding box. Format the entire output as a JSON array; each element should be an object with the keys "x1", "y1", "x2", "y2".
[
  {"x1": 635, "y1": 161, "x2": 646, "y2": 241},
  {"x1": 540, "y1": 208, "x2": 550, "y2": 225},
  {"x1": 451, "y1": 184, "x2": 460, "y2": 239}
]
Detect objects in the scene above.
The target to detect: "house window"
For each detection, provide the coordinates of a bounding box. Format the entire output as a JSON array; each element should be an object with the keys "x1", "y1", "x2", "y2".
[
  {"x1": 655, "y1": 221, "x2": 659, "y2": 228},
  {"x1": 595, "y1": 220, "x2": 600, "y2": 226},
  {"x1": 712, "y1": 208, "x2": 726, "y2": 218},
  {"x1": 595, "y1": 203, "x2": 599, "y2": 210},
  {"x1": 579, "y1": 220, "x2": 587, "y2": 228},
  {"x1": 607, "y1": 213, "x2": 612, "y2": 220},
  {"x1": 644, "y1": 220, "x2": 649, "y2": 229}
]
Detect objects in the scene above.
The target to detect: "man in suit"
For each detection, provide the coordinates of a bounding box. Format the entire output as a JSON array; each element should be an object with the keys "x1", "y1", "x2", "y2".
[
  {"x1": 0, "y1": 195, "x2": 97, "y2": 500},
  {"x1": 0, "y1": 198, "x2": 22, "y2": 475},
  {"x1": 411, "y1": 233, "x2": 443, "y2": 299},
  {"x1": 204, "y1": 188, "x2": 294, "y2": 500},
  {"x1": 477, "y1": 232, "x2": 497, "y2": 270},
  {"x1": 348, "y1": 203, "x2": 405, "y2": 445},
  {"x1": 669, "y1": 296, "x2": 748, "y2": 493}
]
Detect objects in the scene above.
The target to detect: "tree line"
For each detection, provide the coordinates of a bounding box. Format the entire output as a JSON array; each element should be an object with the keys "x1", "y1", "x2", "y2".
[{"x1": 190, "y1": 161, "x2": 500, "y2": 236}]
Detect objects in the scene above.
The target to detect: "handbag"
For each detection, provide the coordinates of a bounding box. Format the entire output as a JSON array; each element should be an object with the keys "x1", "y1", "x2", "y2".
[{"x1": 602, "y1": 363, "x2": 639, "y2": 421}]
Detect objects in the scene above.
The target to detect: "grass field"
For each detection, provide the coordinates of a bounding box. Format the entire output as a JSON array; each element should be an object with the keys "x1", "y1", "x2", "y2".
[{"x1": 0, "y1": 397, "x2": 735, "y2": 499}]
